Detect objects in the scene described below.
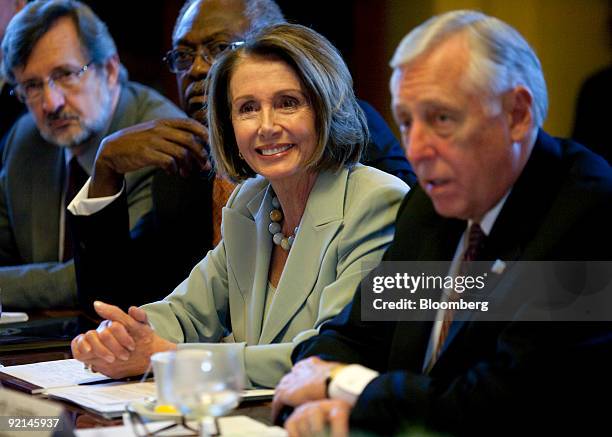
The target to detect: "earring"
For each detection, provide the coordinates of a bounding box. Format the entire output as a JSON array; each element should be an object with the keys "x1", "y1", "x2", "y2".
[{"x1": 238, "y1": 152, "x2": 244, "y2": 160}]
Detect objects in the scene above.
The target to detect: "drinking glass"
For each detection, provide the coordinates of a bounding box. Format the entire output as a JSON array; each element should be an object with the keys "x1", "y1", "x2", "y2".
[
  {"x1": 163, "y1": 348, "x2": 244, "y2": 436},
  {"x1": 150, "y1": 350, "x2": 176, "y2": 406}
]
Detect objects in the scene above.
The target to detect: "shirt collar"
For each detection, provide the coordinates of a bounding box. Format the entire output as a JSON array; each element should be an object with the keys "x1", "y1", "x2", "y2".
[
  {"x1": 63, "y1": 140, "x2": 98, "y2": 176},
  {"x1": 468, "y1": 190, "x2": 511, "y2": 236}
]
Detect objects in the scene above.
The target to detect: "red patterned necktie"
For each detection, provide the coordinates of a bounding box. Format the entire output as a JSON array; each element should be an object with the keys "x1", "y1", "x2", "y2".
[
  {"x1": 63, "y1": 157, "x2": 88, "y2": 261},
  {"x1": 433, "y1": 223, "x2": 486, "y2": 362}
]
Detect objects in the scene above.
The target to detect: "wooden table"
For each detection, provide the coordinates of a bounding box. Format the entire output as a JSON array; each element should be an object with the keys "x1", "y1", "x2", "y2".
[
  {"x1": 1, "y1": 315, "x2": 273, "y2": 430},
  {"x1": 1, "y1": 373, "x2": 273, "y2": 430},
  {"x1": 0, "y1": 310, "x2": 98, "y2": 366}
]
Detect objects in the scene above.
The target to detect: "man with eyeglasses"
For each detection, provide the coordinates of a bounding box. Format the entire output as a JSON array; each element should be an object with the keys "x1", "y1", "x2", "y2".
[
  {"x1": 68, "y1": 0, "x2": 414, "y2": 313},
  {"x1": 0, "y1": 0, "x2": 187, "y2": 310}
]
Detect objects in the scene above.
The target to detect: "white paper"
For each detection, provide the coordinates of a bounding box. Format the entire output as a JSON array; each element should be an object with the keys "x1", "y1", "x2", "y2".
[
  {"x1": 45, "y1": 383, "x2": 272, "y2": 419},
  {"x1": 219, "y1": 415, "x2": 286, "y2": 436},
  {"x1": 0, "y1": 359, "x2": 109, "y2": 393},
  {"x1": 46, "y1": 381, "x2": 156, "y2": 417},
  {"x1": 75, "y1": 415, "x2": 287, "y2": 436}
]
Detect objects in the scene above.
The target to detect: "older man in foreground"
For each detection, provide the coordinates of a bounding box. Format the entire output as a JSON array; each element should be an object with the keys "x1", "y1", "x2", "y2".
[{"x1": 273, "y1": 10, "x2": 612, "y2": 436}]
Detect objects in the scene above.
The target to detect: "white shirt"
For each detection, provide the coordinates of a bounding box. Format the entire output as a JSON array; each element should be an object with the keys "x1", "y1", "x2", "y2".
[
  {"x1": 421, "y1": 191, "x2": 509, "y2": 372},
  {"x1": 67, "y1": 177, "x2": 123, "y2": 216}
]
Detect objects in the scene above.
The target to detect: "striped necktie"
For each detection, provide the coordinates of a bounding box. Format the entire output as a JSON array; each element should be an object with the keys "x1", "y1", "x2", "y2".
[{"x1": 432, "y1": 223, "x2": 486, "y2": 364}]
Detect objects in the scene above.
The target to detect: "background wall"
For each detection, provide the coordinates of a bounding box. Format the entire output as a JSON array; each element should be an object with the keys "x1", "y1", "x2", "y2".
[
  {"x1": 84, "y1": 0, "x2": 611, "y2": 139},
  {"x1": 420, "y1": 0, "x2": 611, "y2": 137}
]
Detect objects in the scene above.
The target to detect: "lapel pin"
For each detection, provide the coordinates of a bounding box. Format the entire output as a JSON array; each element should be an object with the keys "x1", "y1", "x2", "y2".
[{"x1": 491, "y1": 259, "x2": 506, "y2": 275}]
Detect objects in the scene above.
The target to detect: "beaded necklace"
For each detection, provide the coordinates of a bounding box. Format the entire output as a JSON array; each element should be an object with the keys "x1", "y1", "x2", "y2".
[{"x1": 268, "y1": 195, "x2": 299, "y2": 251}]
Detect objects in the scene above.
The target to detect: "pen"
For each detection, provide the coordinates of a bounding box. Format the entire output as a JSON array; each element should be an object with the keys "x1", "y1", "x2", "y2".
[{"x1": 78, "y1": 373, "x2": 153, "y2": 386}]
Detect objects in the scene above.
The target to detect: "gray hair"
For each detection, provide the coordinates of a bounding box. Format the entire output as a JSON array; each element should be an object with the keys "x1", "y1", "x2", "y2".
[
  {"x1": 172, "y1": 0, "x2": 285, "y2": 44},
  {"x1": 390, "y1": 10, "x2": 548, "y2": 128},
  {"x1": 1, "y1": 0, "x2": 126, "y2": 83},
  {"x1": 207, "y1": 23, "x2": 368, "y2": 182}
]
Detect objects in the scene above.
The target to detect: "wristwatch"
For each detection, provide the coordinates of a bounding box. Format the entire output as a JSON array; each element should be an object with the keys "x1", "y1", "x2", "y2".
[{"x1": 325, "y1": 364, "x2": 346, "y2": 398}]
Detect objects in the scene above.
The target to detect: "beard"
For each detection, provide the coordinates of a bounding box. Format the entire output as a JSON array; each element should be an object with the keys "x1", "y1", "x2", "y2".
[{"x1": 40, "y1": 87, "x2": 114, "y2": 148}]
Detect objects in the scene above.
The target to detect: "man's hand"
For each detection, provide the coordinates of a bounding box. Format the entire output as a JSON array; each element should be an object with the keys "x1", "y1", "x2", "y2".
[
  {"x1": 285, "y1": 399, "x2": 351, "y2": 437},
  {"x1": 71, "y1": 301, "x2": 176, "y2": 378},
  {"x1": 272, "y1": 357, "x2": 343, "y2": 421},
  {"x1": 90, "y1": 118, "x2": 211, "y2": 197}
]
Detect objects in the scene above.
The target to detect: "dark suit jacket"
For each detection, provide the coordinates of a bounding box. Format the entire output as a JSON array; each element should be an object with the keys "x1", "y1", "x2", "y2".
[
  {"x1": 69, "y1": 170, "x2": 212, "y2": 313},
  {"x1": 0, "y1": 82, "x2": 183, "y2": 310},
  {"x1": 70, "y1": 100, "x2": 412, "y2": 313},
  {"x1": 293, "y1": 131, "x2": 612, "y2": 436}
]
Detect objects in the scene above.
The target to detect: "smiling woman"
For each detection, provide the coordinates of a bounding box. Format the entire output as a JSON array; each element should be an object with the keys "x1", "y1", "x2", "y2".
[
  {"x1": 207, "y1": 24, "x2": 367, "y2": 183},
  {"x1": 72, "y1": 23, "x2": 409, "y2": 389},
  {"x1": 229, "y1": 56, "x2": 317, "y2": 189}
]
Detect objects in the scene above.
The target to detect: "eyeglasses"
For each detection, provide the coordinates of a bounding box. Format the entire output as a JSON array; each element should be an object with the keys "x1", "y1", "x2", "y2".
[
  {"x1": 11, "y1": 61, "x2": 94, "y2": 103},
  {"x1": 163, "y1": 41, "x2": 245, "y2": 73},
  {"x1": 125, "y1": 404, "x2": 199, "y2": 437}
]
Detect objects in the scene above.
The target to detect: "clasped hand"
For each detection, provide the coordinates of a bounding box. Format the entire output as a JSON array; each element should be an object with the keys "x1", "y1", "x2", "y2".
[{"x1": 71, "y1": 301, "x2": 176, "y2": 378}]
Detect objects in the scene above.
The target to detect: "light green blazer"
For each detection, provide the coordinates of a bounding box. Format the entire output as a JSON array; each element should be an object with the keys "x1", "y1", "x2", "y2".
[{"x1": 143, "y1": 165, "x2": 409, "y2": 387}]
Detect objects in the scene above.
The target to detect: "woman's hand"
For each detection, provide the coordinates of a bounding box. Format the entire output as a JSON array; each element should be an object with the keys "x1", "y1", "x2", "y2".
[{"x1": 71, "y1": 301, "x2": 176, "y2": 378}]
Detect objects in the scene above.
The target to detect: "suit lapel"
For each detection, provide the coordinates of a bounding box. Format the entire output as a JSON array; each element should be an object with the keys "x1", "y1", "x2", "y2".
[
  {"x1": 389, "y1": 188, "x2": 466, "y2": 369},
  {"x1": 258, "y1": 169, "x2": 348, "y2": 344},
  {"x1": 31, "y1": 145, "x2": 64, "y2": 262},
  {"x1": 438, "y1": 131, "x2": 567, "y2": 360},
  {"x1": 390, "y1": 188, "x2": 465, "y2": 261},
  {"x1": 480, "y1": 132, "x2": 560, "y2": 259},
  {"x1": 223, "y1": 184, "x2": 271, "y2": 344}
]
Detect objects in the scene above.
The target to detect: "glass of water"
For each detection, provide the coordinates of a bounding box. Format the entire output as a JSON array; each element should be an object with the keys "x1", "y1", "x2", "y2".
[{"x1": 163, "y1": 348, "x2": 244, "y2": 436}]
